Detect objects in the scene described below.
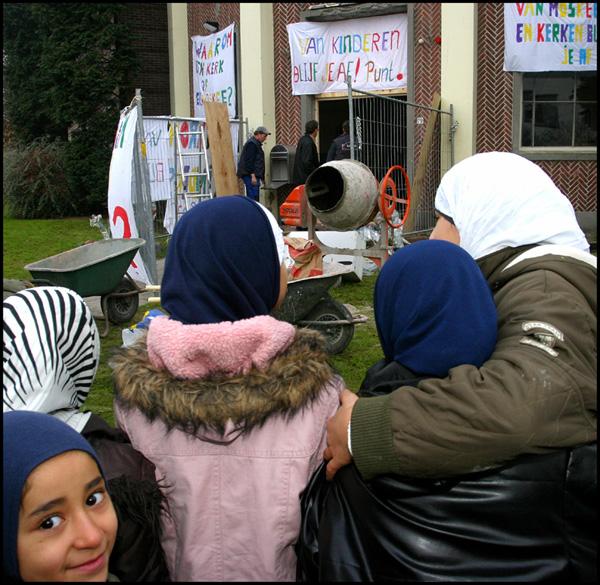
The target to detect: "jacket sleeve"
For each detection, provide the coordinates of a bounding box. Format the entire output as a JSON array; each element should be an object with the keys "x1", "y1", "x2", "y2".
[
  {"x1": 298, "y1": 137, "x2": 317, "y2": 177},
  {"x1": 236, "y1": 142, "x2": 249, "y2": 176},
  {"x1": 254, "y1": 145, "x2": 265, "y2": 179},
  {"x1": 310, "y1": 140, "x2": 320, "y2": 171},
  {"x1": 326, "y1": 140, "x2": 337, "y2": 162},
  {"x1": 237, "y1": 141, "x2": 258, "y2": 176},
  {"x1": 351, "y1": 266, "x2": 597, "y2": 480}
]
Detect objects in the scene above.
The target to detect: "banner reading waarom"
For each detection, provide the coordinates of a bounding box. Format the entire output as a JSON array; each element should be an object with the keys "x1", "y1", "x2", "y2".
[{"x1": 192, "y1": 23, "x2": 236, "y2": 118}]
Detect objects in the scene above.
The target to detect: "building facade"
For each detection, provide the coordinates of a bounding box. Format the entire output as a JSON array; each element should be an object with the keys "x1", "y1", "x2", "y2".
[{"x1": 165, "y1": 2, "x2": 596, "y2": 232}]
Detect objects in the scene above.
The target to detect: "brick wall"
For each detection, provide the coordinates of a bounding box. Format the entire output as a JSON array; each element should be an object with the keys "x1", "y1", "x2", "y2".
[
  {"x1": 412, "y1": 3, "x2": 442, "y2": 203},
  {"x1": 121, "y1": 3, "x2": 171, "y2": 115},
  {"x1": 273, "y1": 3, "x2": 311, "y2": 146},
  {"x1": 477, "y1": 3, "x2": 596, "y2": 212}
]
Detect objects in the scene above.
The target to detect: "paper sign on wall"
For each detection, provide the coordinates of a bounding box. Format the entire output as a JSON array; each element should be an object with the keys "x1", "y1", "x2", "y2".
[
  {"x1": 287, "y1": 15, "x2": 408, "y2": 95},
  {"x1": 504, "y1": 3, "x2": 597, "y2": 71}
]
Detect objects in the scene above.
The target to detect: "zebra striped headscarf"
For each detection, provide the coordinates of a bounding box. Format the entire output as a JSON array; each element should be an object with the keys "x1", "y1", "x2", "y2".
[{"x1": 3, "y1": 286, "x2": 100, "y2": 432}]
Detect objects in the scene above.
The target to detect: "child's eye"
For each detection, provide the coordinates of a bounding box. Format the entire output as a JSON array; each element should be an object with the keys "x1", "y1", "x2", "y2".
[
  {"x1": 40, "y1": 515, "x2": 62, "y2": 530},
  {"x1": 86, "y1": 490, "x2": 105, "y2": 507}
]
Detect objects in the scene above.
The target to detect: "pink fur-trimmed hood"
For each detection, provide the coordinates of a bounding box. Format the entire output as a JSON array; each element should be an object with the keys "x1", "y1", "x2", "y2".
[{"x1": 147, "y1": 315, "x2": 296, "y2": 379}]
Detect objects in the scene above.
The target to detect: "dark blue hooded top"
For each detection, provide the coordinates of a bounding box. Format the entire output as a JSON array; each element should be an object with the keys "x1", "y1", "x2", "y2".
[
  {"x1": 3, "y1": 410, "x2": 105, "y2": 580},
  {"x1": 161, "y1": 196, "x2": 280, "y2": 325},
  {"x1": 374, "y1": 239, "x2": 497, "y2": 377}
]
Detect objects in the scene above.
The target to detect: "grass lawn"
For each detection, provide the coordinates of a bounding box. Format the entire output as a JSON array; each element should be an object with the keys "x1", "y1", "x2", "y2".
[
  {"x1": 3, "y1": 217, "x2": 103, "y2": 281},
  {"x1": 4, "y1": 217, "x2": 383, "y2": 426}
]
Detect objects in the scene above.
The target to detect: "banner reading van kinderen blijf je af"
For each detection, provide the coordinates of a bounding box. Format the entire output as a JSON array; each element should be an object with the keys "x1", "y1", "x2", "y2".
[{"x1": 287, "y1": 14, "x2": 408, "y2": 96}]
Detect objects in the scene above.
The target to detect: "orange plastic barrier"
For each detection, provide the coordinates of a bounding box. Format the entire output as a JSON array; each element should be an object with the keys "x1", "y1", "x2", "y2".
[{"x1": 279, "y1": 185, "x2": 305, "y2": 227}]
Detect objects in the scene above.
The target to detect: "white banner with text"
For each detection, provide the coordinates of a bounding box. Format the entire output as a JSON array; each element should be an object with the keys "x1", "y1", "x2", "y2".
[
  {"x1": 287, "y1": 15, "x2": 408, "y2": 95},
  {"x1": 192, "y1": 23, "x2": 236, "y2": 117},
  {"x1": 504, "y1": 3, "x2": 597, "y2": 71},
  {"x1": 107, "y1": 106, "x2": 152, "y2": 285}
]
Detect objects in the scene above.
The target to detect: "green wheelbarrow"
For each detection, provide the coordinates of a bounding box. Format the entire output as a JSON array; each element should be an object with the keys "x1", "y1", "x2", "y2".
[{"x1": 25, "y1": 238, "x2": 151, "y2": 337}]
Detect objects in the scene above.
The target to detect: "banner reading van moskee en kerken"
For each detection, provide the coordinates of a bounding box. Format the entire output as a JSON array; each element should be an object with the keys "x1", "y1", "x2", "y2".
[{"x1": 504, "y1": 3, "x2": 597, "y2": 71}]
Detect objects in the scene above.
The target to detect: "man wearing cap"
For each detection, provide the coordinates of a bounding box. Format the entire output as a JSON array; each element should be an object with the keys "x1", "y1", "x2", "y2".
[{"x1": 237, "y1": 126, "x2": 271, "y2": 201}]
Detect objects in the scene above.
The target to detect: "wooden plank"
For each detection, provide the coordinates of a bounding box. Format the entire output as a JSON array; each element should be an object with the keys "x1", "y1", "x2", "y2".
[
  {"x1": 203, "y1": 100, "x2": 239, "y2": 196},
  {"x1": 315, "y1": 87, "x2": 408, "y2": 100},
  {"x1": 404, "y1": 92, "x2": 441, "y2": 233}
]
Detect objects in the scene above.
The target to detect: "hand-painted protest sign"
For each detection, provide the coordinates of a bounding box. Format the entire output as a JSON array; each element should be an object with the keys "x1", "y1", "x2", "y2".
[
  {"x1": 287, "y1": 15, "x2": 407, "y2": 95},
  {"x1": 504, "y1": 3, "x2": 597, "y2": 71},
  {"x1": 192, "y1": 23, "x2": 236, "y2": 117},
  {"x1": 146, "y1": 118, "x2": 241, "y2": 234},
  {"x1": 107, "y1": 106, "x2": 152, "y2": 284},
  {"x1": 144, "y1": 118, "x2": 174, "y2": 202}
]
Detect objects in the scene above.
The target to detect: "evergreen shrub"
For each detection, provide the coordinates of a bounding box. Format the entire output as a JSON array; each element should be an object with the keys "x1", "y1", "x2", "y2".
[{"x1": 4, "y1": 138, "x2": 77, "y2": 219}]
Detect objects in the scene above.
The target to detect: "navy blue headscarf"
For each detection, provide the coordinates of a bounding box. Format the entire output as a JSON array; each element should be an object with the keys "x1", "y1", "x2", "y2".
[
  {"x1": 161, "y1": 196, "x2": 281, "y2": 324},
  {"x1": 374, "y1": 239, "x2": 497, "y2": 377},
  {"x1": 3, "y1": 410, "x2": 105, "y2": 579}
]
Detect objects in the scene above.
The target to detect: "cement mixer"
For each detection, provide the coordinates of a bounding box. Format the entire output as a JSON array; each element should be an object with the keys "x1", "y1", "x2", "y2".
[{"x1": 303, "y1": 159, "x2": 411, "y2": 266}]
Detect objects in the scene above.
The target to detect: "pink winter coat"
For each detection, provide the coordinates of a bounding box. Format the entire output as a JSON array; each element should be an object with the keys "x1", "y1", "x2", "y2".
[{"x1": 110, "y1": 316, "x2": 343, "y2": 581}]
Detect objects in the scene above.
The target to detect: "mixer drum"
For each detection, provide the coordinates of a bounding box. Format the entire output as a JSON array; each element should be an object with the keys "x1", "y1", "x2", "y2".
[{"x1": 305, "y1": 159, "x2": 379, "y2": 230}]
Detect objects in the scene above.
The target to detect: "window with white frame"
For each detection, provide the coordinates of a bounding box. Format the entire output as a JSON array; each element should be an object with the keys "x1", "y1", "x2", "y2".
[{"x1": 518, "y1": 71, "x2": 596, "y2": 151}]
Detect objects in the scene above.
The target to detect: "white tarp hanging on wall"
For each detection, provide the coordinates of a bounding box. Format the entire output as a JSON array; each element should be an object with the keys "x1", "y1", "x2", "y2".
[
  {"x1": 287, "y1": 14, "x2": 408, "y2": 95},
  {"x1": 192, "y1": 23, "x2": 237, "y2": 118},
  {"x1": 143, "y1": 118, "x2": 173, "y2": 202},
  {"x1": 107, "y1": 105, "x2": 152, "y2": 285},
  {"x1": 143, "y1": 117, "x2": 241, "y2": 202},
  {"x1": 144, "y1": 117, "x2": 241, "y2": 234},
  {"x1": 504, "y1": 3, "x2": 597, "y2": 71}
]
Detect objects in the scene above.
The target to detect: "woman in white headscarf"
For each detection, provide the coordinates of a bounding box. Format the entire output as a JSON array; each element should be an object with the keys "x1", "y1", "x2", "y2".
[
  {"x1": 299, "y1": 152, "x2": 596, "y2": 581},
  {"x1": 3, "y1": 286, "x2": 170, "y2": 582},
  {"x1": 324, "y1": 151, "x2": 596, "y2": 482},
  {"x1": 432, "y1": 150, "x2": 590, "y2": 258}
]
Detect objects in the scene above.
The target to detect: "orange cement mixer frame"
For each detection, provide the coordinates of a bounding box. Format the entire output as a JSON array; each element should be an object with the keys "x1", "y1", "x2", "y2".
[{"x1": 379, "y1": 165, "x2": 411, "y2": 229}]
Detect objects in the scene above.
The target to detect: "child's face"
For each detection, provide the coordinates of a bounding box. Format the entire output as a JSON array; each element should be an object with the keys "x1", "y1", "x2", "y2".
[{"x1": 17, "y1": 450, "x2": 118, "y2": 582}]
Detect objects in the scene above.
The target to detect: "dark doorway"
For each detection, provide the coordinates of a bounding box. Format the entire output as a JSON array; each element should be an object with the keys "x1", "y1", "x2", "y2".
[
  {"x1": 317, "y1": 95, "x2": 408, "y2": 181},
  {"x1": 317, "y1": 99, "x2": 349, "y2": 164}
]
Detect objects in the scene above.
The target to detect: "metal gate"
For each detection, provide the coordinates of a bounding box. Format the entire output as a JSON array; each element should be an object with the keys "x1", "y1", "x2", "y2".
[{"x1": 346, "y1": 77, "x2": 455, "y2": 235}]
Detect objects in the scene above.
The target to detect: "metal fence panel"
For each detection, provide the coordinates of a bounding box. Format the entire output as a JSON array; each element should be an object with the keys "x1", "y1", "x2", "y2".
[{"x1": 347, "y1": 78, "x2": 454, "y2": 235}]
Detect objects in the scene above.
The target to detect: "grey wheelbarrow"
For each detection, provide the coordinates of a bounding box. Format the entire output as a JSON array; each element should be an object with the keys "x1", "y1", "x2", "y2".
[{"x1": 271, "y1": 262, "x2": 367, "y2": 354}]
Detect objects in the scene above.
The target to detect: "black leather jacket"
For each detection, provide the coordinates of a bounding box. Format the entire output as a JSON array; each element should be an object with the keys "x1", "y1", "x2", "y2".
[{"x1": 296, "y1": 360, "x2": 597, "y2": 582}]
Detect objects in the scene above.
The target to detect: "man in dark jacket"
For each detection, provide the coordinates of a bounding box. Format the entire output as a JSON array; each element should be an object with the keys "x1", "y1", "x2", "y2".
[
  {"x1": 326, "y1": 119, "x2": 351, "y2": 162},
  {"x1": 292, "y1": 120, "x2": 320, "y2": 186},
  {"x1": 237, "y1": 126, "x2": 271, "y2": 201}
]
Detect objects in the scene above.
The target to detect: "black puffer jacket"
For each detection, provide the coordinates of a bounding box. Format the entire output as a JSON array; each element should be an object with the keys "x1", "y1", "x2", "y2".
[
  {"x1": 236, "y1": 136, "x2": 265, "y2": 179},
  {"x1": 297, "y1": 360, "x2": 597, "y2": 582}
]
